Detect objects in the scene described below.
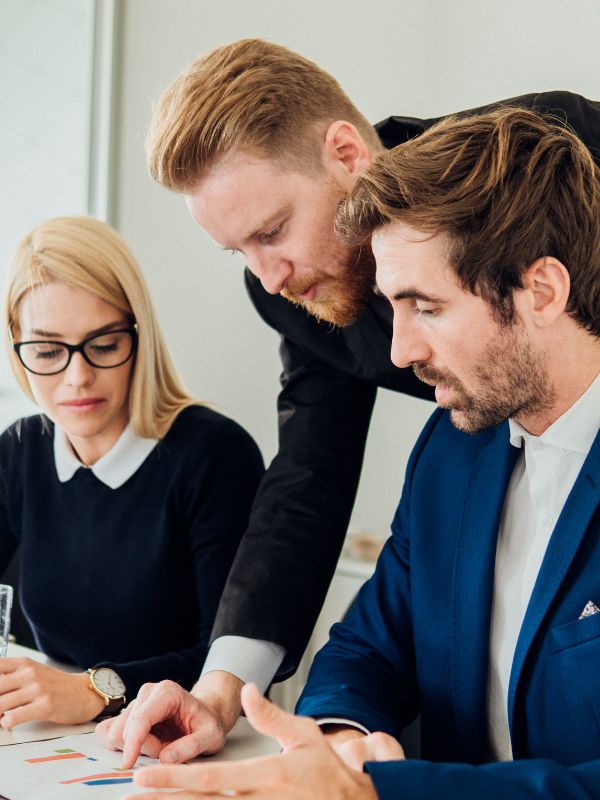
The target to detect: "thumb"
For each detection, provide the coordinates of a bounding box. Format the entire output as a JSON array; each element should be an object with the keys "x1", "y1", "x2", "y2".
[{"x1": 241, "y1": 683, "x2": 319, "y2": 750}]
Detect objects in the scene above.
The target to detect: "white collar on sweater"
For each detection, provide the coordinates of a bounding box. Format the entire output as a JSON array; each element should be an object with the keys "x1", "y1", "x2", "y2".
[{"x1": 53, "y1": 421, "x2": 158, "y2": 489}]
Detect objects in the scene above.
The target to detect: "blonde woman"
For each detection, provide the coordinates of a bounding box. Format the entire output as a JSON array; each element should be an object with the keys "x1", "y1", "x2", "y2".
[{"x1": 0, "y1": 216, "x2": 263, "y2": 727}]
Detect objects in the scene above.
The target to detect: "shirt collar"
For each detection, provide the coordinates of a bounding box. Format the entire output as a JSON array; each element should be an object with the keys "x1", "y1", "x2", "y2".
[
  {"x1": 53, "y1": 422, "x2": 158, "y2": 489},
  {"x1": 509, "y1": 369, "x2": 600, "y2": 454}
]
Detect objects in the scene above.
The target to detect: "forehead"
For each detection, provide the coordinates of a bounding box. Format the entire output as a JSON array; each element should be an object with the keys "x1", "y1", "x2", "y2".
[
  {"x1": 372, "y1": 221, "x2": 459, "y2": 298},
  {"x1": 185, "y1": 152, "x2": 321, "y2": 245},
  {"x1": 18, "y1": 282, "x2": 122, "y2": 333}
]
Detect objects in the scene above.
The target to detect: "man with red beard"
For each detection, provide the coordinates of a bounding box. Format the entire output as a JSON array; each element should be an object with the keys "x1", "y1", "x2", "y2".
[
  {"x1": 97, "y1": 39, "x2": 600, "y2": 765},
  {"x1": 130, "y1": 106, "x2": 600, "y2": 800}
]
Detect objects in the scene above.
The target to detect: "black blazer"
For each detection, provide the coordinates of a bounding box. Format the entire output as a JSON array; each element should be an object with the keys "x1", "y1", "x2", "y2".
[{"x1": 211, "y1": 91, "x2": 600, "y2": 677}]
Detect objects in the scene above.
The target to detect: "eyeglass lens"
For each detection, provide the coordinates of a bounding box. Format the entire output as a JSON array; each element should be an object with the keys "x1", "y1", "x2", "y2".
[{"x1": 18, "y1": 330, "x2": 135, "y2": 374}]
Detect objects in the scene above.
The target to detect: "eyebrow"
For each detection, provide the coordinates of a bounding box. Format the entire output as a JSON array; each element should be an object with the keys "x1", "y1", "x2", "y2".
[
  {"x1": 26, "y1": 321, "x2": 128, "y2": 339},
  {"x1": 388, "y1": 288, "x2": 447, "y2": 304}
]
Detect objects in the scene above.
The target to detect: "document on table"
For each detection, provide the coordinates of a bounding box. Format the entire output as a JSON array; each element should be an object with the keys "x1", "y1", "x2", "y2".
[{"x1": 0, "y1": 732, "x2": 160, "y2": 799}]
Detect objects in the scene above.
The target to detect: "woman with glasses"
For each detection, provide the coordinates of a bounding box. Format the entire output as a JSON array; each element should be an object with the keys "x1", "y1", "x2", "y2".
[{"x1": 0, "y1": 216, "x2": 264, "y2": 727}]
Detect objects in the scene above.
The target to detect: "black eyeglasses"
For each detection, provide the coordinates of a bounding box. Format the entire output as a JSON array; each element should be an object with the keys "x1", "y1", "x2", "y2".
[{"x1": 12, "y1": 325, "x2": 138, "y2": 376}]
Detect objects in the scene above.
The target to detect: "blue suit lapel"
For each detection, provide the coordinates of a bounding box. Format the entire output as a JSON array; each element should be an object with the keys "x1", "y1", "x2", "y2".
[
  {"x1": 451, "y1": 422, "x2": 519, "y2": 761},
  {"x1": 508, "y1": 431, "x2": 600, "y2": 736}
]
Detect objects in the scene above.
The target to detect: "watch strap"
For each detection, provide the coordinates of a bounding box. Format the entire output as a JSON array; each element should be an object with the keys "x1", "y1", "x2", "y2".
[{"x1": 94, "y1": 696, "x2": 126, "y2": 721}]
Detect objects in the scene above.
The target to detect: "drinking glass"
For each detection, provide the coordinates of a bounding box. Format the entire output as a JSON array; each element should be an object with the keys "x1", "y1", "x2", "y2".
[{"x1": 0, "y1": 584, "x2": 13, "y2": 657}]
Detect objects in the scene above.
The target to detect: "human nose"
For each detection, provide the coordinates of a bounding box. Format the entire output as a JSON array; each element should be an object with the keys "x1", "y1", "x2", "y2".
[
  {"x1": 245, "y1": 249, "x2": 293, "y2": 295},
  {"x1": 63, "y1": 352, "x2": 95, "y2": 386},
  {"x1": 390, "y1": 312, "x2": 431, "y2": 369}
]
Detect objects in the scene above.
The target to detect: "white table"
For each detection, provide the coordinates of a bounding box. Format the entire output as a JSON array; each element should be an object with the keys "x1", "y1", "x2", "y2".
[{"x1": 0, "y1": 643, "x2": 279, "y2": 759}]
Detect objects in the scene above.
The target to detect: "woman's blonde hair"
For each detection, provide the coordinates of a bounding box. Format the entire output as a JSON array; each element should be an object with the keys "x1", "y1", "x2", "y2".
[{"x1": 5, "y1": 216, "x2": 199, "y2": 439}]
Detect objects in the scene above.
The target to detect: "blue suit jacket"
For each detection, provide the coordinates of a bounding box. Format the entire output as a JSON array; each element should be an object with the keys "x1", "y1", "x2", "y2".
[{"x1": 297, "y1": 408, "x2": 600, "y2": 799}]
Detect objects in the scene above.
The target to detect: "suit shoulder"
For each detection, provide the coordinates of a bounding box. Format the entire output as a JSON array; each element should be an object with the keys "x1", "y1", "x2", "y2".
[{"x1": 408, "y1": 407, "x2": 504, "y2": 474}]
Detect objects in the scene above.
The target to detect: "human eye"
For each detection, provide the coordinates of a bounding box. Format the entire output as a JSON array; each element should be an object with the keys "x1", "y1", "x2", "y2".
[
  {"x1": 87, "y1": 332, "x2": 124, "y2": 357},
  {"x1": 32, "y1": 342, "x2": 63, "y2": 360},
  {"x1": 413, "y1": 304, "x2": 439, "y2": 318},
  {"x1": 257, "y1": 221, "x2": 284, "y2": 245},
  {"x1": 90, "y1": 339, "x2": 118, "y2": 354},
  {"x1": 91, "y1": 341, "x2": 118, "y2": 354}
]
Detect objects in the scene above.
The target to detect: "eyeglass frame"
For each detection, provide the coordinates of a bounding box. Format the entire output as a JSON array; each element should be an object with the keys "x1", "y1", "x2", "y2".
[{"x1": 11, "y1": 323, "x2": 139, "y2": 376}]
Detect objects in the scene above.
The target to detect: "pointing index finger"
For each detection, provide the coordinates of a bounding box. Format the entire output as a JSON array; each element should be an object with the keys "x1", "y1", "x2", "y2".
[
  {"x1": 121, "y1": 686, "x2": 183, "y2": 768},
  {"x1": 121, "y1": 717, "x2": 152, "y2": 769}
]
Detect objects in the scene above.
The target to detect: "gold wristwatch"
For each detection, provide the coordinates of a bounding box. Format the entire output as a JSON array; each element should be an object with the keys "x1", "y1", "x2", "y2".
[{"x1": 88, "y1": 667, "x2": 126, "y2": 720}]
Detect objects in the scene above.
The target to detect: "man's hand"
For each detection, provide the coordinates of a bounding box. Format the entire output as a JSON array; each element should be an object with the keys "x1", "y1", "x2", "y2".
[
  {"x1": 95, "y1": 671, "x2": 244, "y2": 768},
  {"x1": 322, "y1": 724, "x2": 405, "y2": 771},
  {"x1": 0, "y1": 658, "x2": 105, "y2": 726},
  {"x1": 127, "y1": 684, "x2": 379, "y2": 800},
  {"x1": 331, "y1": 731, "x2": 405, "y2": 772}
]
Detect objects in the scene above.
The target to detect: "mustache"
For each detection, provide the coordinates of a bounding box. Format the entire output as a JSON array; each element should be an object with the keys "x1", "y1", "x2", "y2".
[
  {"x1": 282, "y1": 272, "x2": 332, "y2": 299},
  {"x1": 412, "y1": 363, "x2": 462, "y2": 390}
]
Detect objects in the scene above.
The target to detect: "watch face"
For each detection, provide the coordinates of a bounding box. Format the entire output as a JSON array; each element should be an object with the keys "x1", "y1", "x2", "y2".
[{"x1": 93, "y1": 668, "x2": 125, "y2": 698}]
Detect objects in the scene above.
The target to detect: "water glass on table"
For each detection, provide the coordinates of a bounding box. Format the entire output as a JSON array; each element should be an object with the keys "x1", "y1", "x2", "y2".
[{"x1": 0, "y1": 584, "x2": 13, "y2": 657}]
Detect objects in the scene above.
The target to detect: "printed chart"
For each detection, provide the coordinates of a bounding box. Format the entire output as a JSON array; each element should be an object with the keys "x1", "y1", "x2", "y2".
[{"x1": 0, "y1": 733, "x2": 159, "y2": 799}]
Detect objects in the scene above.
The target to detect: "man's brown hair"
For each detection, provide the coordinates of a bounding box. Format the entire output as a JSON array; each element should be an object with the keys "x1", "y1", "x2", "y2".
[
  {"x1": 147, "y1": 38, "x2": 381, "y2": 191},
  {"x1": 337, "y1": 107, "x2": 600, "y2": 335}
]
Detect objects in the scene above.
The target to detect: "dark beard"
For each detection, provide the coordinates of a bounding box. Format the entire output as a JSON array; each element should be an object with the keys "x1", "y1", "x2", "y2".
[{"x1": 413, "y1": 325, "x2": 556, "y2": 433}]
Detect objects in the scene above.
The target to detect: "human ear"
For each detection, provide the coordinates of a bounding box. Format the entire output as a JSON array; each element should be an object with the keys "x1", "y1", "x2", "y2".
[
  {"x1": 517, "y1": 257, "x2": 570, "y2": 327},
  {"x1": 322, "y1": 121, "x2": 372, "y2": 185}
]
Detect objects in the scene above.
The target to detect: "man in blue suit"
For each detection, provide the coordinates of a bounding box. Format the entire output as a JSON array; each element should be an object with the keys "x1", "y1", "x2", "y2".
[{"x1": 131, "y1": 108, "x2": 600, "y2": 799}]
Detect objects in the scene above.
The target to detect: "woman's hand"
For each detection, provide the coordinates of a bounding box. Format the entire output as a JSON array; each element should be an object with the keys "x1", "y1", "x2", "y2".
[{"x1": 0, "y1": 657, "x2": 106, "y2": 727}]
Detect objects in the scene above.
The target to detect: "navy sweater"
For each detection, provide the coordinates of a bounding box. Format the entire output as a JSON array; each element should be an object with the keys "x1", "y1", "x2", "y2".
[{"x1": 0, "y1": 406, "x2": 264, "y2": 700}]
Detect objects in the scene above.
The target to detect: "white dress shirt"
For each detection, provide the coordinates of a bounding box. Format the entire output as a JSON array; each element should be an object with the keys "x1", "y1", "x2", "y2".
[
  {"x1": 487, "y1": 370, "x2": 600, "y2": 760},
  {"x1": 201, "y1": 637, "x2": 285, "y2": 693}
]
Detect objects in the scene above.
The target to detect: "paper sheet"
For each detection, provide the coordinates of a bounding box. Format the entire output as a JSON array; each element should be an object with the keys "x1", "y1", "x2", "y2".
[{"x1": 0, "y1": 732, "x2": 162, "y2": 799}]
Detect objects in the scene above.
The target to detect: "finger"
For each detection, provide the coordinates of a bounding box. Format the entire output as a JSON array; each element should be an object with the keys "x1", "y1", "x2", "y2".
[
  {"x1": 121, "y1": 682, "x2": 184, "y2": 765},
  {"x1": 1, "y1": 698, "x2": 40, "y2": 729},
  {"x1": 133, "y1": 732, "x2": 167, "y2": 760},
  {"x1": 0, "y1": 687, "x2": 36, "y2": 721},
  {"x1": 157, "y1": 724, "x2": 224, "y2": 765},
  {"x1": 0, "y1": 671, "x2": 27, "y2": 697},
  {"x1": 121, "y1": 698, "x2": 167, "y2": 768},
  {"x1": 0, "y1": 658, "x2": 21, "y2": 674},
  {"x1": 241, "y1": 683, "x2": 319, "y2": 750},
  {"x1": 365, "y1": 732, "x2": 405, "y2": 762},
  {"x1": 135, "y1": 756, "x2": 280, "y2": 794},
  {"x1": 334, "y1": 739, "x2": 368, "y2": 772},
  {"x1": 95, "y1": 715, "x2": 124, "y2": 748},
  {"x1": 96, "y1": 709, "x2": 132, "y2": 753},
  {"x1": 126, "y1": 793, "x2": 226, "y2": 800},
  {"x1": 120, "y1": 683, "x2": 159, "y2": 748}
]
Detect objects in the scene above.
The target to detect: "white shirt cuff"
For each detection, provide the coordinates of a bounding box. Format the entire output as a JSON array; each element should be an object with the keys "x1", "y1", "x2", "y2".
[
  {"x1": 316, "y1": 717, "x2": 370, "y2": 735},
  {"x1": 201, "y1": 636, "x2": 286, "y2": 694}
]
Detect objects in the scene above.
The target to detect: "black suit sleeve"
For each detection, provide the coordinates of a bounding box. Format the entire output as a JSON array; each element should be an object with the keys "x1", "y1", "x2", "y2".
[{"x1": 210, "y1": 277, "x2": 377, "y2": 676}]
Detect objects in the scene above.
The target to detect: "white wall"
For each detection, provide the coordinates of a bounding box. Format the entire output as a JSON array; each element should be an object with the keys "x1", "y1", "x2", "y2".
[
  {"x1": 0, "y1": 0, "x2": 93, "y2": 422},
  {"x1": 111, "y1": 0, "x2": 599, "y2": 539}
]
